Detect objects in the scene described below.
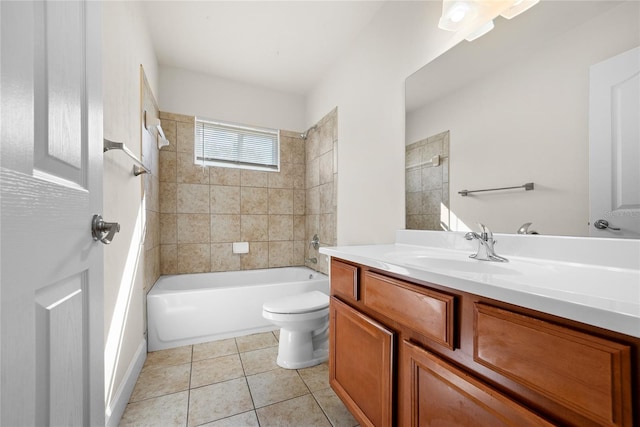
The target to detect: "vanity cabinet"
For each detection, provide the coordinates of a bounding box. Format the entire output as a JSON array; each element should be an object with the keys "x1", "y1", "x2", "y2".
[
  {"x1": 329, "y1": 297, "x2": 393, "y2": 427},
  {"x1": 329, "y1": 258, "x2": 638, "y2": 427}
]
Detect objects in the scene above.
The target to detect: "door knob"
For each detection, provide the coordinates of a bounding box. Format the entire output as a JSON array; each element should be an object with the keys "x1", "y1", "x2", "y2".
[
  {"x1": 594, "y1": 219, "x2": 620, "y2": 231},
  {"x1": 91, "y1": 214, "x2": 121, "y2": 244}
]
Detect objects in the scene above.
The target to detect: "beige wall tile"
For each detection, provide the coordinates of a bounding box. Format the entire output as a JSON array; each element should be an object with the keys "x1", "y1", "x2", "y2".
[
  {"x1": 144, "y1": 174, "x2": 160, "y2": 213},
  {"x1": 241, "y1": 215, "x2": 268, "y2": 241},
  {"x1": 240, "y1": 241, "x2": 268, "y2": 270},
  {"x1": 320, "y1": 214, "x2": 336, "y2": 246},
  {"x1": 211, "y1": 243, "x2": 241, "y2": 272},
  {"x1": 210, "y1": 167, "x2": 240, "y2": 186},
  {"x1": 176, "y1": 121, "x2": 195, "y2": 155},
  {"x1": 291, "y1": 163, "x2": 305, "y2": 190},
  {"x1": 177, "y1": 214, "x2": 210, "y2": 244},
  {"x1": 160, "y1": 182, "x2": 177, "y2": 213},
  {"x1": 293, "y1": 240, "x2": 305, "y2": 266},
  {"x1": 305, "y1": 157, "x2": 319, "y2": 189},
  {"x1": 306, "y1": 186, "x2": 319, "y2": 215},
  {"x1": 177, "y1": 152, "x2": 209, "y2": 184},
  {"x1": 211, "y1": 214, "x2": 241, "y2": 243},
  {"x1": 268, "y1": 215, "x2": 293, "y2": 241},
  {"x1": 160, "y1": 111, "x2": 194, "y2": 124},
  {"x1": 160, "y1": 244, "x2": 177, "y2": 275},
  {"x1": 159, "y1": 150, "x2": 177, "y2": 182},
  {"x1": 305, "y1": 131, "x2": 319, "y2": 163},
  {"x1": 293, "y1": 215, "x2": 305, "y2": 241},
  {"x1": 268, "y1": 241, "x2": 293, "y2": 268},
  {"x1": 319, "y1": 182, "x2": 333, "y2": 214},
  {"x1": 305, "y1": 214, "x2": 319, "y2": 244},
  {"x1": 290, "y1": 138, "x2": 305, "y2": 165},
  {"x1": 177, "y1": 244, "x2": 210, "y2": 273},
  {"x1": 319, "y1": 151, "x2": 333, "y2": 185},
  {"x1": 240, "y1": 170, "x2": 268, "y2": 187},
  {"x1": 240, "y1": 187, "x2": 268, "y2": 215},
  {"x1": 177, "y1": 184, "x2": 210, "y2": 214},
  {"x1": 268, "y1": 188, "x2": 293, "y2": 215},
  {"x1": 160, "y1": 120, "x2": 177, "y2": 152},
  {"x1": 279, "y1": 136, "x2": 294, "y2": 164},
  {"x1": 293, "y1": 190, "x2": 305, "y2": 215},
  {"x1": 210, "y1": 185, "x2": 241, "y2": 214},
  {"x1": 160, "y1": 213, "x2": 177, "y2": 244},
  {"x1": 144, "y1": 210, "x2": 160, "y2": 249},
  {"x1": 267, "y1": 164, "x2": 292, "y2": 189}
]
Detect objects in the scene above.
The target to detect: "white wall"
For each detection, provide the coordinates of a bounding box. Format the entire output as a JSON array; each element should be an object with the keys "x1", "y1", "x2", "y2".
[
  {"x1": 406, "y1": 1, "x2": 640, "y2": 236},
  {"x1": 159, "y1": 66, "x2": 306, "y2": 132},
  {"x1": 306, "y1": 1, "x2": 467, "y2": 245},
  {"x1": 102, "y1": 1, "x2": 158, "y2": 423}
]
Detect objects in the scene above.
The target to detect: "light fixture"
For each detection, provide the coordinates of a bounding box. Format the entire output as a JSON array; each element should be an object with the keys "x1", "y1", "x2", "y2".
[
  {"x1": 438, "y1": 0, "x2": 478, "y2": 31},
  {"x1": 465, "y1": 19, "x2": 495, "y2": 42},
  {"x1": 437, "y1": 0, "x2": 539, "y2": 42},
  {"x1": 500, "y1": 0, "x2": 540, "y2": 19}
]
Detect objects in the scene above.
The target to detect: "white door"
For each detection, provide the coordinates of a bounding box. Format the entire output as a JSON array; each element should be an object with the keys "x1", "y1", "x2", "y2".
[
  {"x1": 1, "y1": 1, "x2": 104, "y2": 425},
  {"x1": 589, "y1": 46, "x2": 640, "y2": 238}
]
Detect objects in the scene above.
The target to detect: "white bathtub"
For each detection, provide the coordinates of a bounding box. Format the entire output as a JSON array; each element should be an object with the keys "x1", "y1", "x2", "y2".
[{"x1": 147, "y1": 267, "x2": 330, "y2": 351}]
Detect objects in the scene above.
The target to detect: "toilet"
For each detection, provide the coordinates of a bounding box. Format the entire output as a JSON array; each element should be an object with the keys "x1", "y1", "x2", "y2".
[{"x1": 262, "y1": 291, "x2": 330, "y2": 369}]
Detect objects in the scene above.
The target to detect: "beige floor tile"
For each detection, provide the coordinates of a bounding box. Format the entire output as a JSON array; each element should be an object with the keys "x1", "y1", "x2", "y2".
[
  {"x1": 143, "y1": 345, "x2": 192, "y2": 371},
  {"x1": 236, "y1": 332, "x2": 278, "y2": 352},
  {"x1": 298, "y1": 362, "x2": 329, "y2": 392},
  {"x1": 130, "y1": 363, "x2": 191, "y2": 402},
  {"x1": 272, "y1": 329, "x2": 280, "y2": 341},
  {"x1": 313, "y1": 387, "x2": 359, "y2": 427},
  {"x1": 193, "y1": 338, "x2": 238, "y2": 362},
  {"x1": 120, "y1": 391, "x2": 188, "y2": 427},
  {"x1": 199, "y1": 410, "x2": 259, "y2": 427},
  {"x1": 191, "y1": 354, "x2": 245, "y2": 388},
  {"x1": 239, "y1": 346, "x2": 279, "y2": 376},
  {"x1": 256, "y1": 394, "x2": 331, "y2": 427},
  {"x1": 188, "y1": 378, "x2": 254, "y2": 427},
  {"x1": 246, "y1": 368, "x2": 309, "y2": 408}
]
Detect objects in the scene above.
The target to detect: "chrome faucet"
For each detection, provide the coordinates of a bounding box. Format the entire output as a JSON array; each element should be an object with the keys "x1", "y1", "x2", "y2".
[
  {"x1": 517, "y1": 222, "x2": 538, "y2": 235},
  {"x1": 464, "y1": 224, "x2": 508, "y2": 262}
]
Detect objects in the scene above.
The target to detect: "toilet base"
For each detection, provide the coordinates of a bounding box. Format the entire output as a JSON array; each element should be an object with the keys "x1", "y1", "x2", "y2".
[{"x1": 275, "y1": 328, "x2": 329, "y2": 369}]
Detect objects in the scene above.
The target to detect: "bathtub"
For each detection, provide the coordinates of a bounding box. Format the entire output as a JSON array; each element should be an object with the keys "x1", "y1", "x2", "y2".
[{"x1": 147, "y1": 267, "x2": 329, "y2": 351}]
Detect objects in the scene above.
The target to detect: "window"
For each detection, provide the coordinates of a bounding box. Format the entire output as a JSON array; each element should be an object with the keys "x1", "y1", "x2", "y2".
[{"x1": 194, "y1": 118, "x2": 280, "y2": 171}]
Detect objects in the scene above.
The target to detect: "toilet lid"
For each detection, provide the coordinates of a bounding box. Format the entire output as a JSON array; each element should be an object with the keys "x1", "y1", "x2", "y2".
[{"x1": 263, "y1": 291, "x2": 329, "y2": 314}]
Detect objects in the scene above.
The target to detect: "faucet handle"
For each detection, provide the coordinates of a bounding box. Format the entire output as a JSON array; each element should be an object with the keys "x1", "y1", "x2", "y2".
[{"x1": 477, "y1": 223, "x2": 493, "y2": 241}]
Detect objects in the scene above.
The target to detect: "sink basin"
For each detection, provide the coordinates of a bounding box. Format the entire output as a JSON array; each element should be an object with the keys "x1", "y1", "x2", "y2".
[{"x1": 405, "y1": 255, "x2": 520, "y2": 275}]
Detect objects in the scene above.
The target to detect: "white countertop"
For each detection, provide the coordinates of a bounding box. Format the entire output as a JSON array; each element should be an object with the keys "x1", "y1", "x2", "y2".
[{"x1": 320, "y1": 230, "x2": 640, "y2": 338}]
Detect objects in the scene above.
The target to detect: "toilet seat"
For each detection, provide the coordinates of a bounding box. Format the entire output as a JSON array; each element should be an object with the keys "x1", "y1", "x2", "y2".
[{"x1": 263, "y1": 291, "x2": 329, "y2": 314}]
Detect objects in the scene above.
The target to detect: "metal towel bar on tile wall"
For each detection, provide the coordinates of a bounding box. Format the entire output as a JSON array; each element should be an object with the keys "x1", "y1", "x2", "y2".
[
  {"x1": 458, "y1": 182, "x2": 534, "y2": 197},
  {"x1": 103, "y1": 139, "x2": 150, "y2": 176}
]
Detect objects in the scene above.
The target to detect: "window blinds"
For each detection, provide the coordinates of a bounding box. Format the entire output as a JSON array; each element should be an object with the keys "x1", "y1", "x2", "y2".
[{"x1": 195, "y1": 119, "x2": 280, "y2": 171}]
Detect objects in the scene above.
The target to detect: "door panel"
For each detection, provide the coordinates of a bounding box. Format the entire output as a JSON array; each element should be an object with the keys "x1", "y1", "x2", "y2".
[
  {"x1": 0, "y1": 1, "x2": 104, "y2": 425},
  {"x1": 589, "y1": 46, "x2": 640, "y2": 238}
]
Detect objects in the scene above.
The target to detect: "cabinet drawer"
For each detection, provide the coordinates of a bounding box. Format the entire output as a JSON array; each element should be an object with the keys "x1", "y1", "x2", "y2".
[
  {"x1": 402, "y1": 340, "x2": 554, "y2": 427},
  {"x1": 331, "y1": 259, "x2": 359, "y2": 301},
  {"x1": 362, "y1": 271, "x2": 455, "y2": 349},
  {"x1": 474, "y1": 304, "x2": 632, "y2": 426}
]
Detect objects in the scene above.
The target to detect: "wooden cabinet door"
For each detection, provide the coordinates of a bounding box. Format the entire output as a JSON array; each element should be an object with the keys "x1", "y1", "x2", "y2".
[
  {"x1": 330, "y1": 297, "x2": 394, "y2": 427},
  {"x1": 402, "y1": 340, "x2": 554, "y2": 427}
]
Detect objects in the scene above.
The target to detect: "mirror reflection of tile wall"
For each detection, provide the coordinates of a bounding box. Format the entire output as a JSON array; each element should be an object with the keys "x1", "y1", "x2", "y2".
[{"x1": 406, "y1": 130, "x2": 450, "y2": 231}]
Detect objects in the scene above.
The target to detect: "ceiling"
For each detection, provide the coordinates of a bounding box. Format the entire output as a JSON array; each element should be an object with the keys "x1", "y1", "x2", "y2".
[{"x1": 141, "y1": 1, "x2": 386, "y2": 96}]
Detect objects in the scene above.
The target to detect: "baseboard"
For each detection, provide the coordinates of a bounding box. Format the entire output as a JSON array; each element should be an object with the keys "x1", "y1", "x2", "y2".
[{"x1": 105, "y1": 338, "x2": 147, "y2": 427}]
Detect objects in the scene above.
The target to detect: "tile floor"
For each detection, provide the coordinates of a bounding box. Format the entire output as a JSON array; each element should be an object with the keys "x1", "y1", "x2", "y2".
[{"x1": 120, "y1": 331, "x2": 359, "y2": 427}]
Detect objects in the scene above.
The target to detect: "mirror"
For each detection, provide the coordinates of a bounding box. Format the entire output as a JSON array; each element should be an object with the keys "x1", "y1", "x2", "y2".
[{"x1": 405, "y1": 1, "x2": 639, "y2": 237}]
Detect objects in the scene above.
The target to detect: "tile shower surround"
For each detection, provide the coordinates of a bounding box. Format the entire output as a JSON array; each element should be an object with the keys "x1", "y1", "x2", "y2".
[
  {"x1": 405, "y1": 130, "x2": 449, "y2": 231},
  {"x1": 157, "y1": 109, "x2": 337, "y2": 276}
]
